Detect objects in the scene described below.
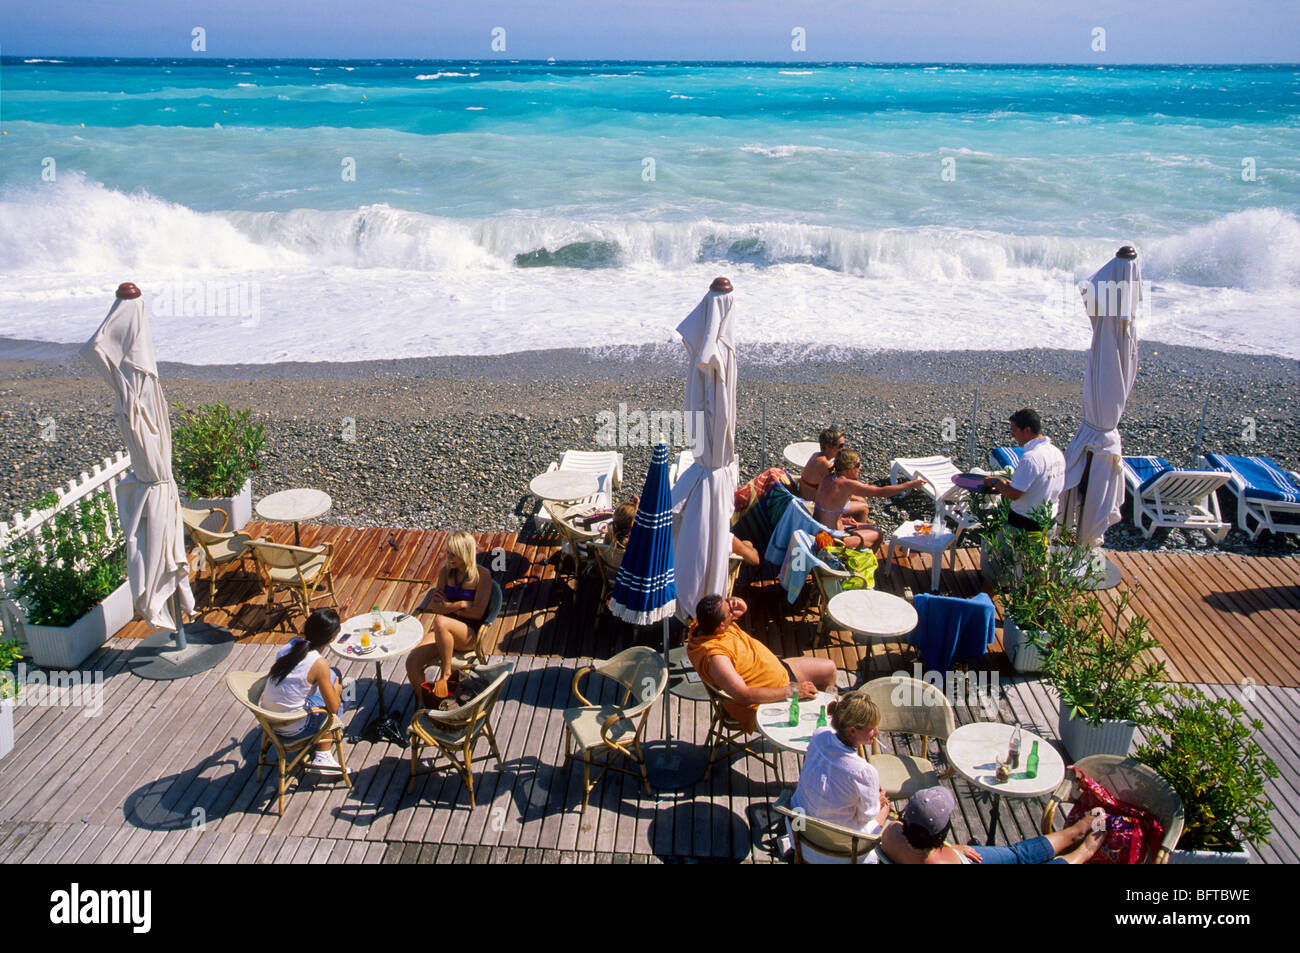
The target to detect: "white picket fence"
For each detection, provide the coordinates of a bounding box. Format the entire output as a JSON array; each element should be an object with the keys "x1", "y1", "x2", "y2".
[{"x1": 0, "y1": 450, "x2": 132, "y2": 647}]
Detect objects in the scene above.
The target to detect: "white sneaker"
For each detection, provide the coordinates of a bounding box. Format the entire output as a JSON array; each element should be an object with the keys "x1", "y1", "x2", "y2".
[{"x1": 307, "y1": 750, "x2": 343, "y2": 773}]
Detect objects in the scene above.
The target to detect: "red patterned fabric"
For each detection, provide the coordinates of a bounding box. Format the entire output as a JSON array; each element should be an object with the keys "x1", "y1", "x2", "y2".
[
  {"x1": 734, "y1": 467, "x2": 791, "y2": 515},
  {"x1": 1064, "y1": 766, "x2": 1165, "y2": 864}
]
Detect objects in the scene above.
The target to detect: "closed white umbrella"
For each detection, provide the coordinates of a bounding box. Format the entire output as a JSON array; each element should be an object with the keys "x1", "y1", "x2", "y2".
[
  {"x1": 82, "y1": 284, "x2": 227, "y2": 679},
  {"x1": 1060, "y1": 248, "x2": 1141, "y2": 548},
  {"x1": 670, "y1": 278, "x2": 738, "y2": 620}
]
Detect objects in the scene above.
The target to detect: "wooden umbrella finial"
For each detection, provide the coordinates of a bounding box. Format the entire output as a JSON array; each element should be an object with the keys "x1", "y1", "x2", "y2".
[
  {"x1": 116, "y1": 282, "x2": 142, "y2": 299},
  {"x1": 710, "y1": 276, "x2": 733, "y2": 293}
]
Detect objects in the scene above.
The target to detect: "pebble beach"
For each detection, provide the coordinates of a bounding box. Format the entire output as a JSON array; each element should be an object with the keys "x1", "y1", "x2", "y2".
[{"x1": 1, "y1": 338, "x2": 1296, "y2": 557}]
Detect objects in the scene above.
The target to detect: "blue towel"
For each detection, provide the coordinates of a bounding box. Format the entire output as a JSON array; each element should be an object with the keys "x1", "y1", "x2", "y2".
[
  {"x1": 777, "y1": 530, "x2": 833, "y2": 604},
  {"x1": 990, "y1": 446, "x2": 1024, "y2": 469},
  {"x1": 1122, "y1": 456, "x2": 1174, "y2": 494},
  {"x1": 1204, "y1": 453, "x2": 1300, "y2": 504},
  {"x1": 907, "y1": 592, "x2": 996, "y2": 674},
  {"x1": 764, "y1": 492, "x2": 842, "y2": 568}
]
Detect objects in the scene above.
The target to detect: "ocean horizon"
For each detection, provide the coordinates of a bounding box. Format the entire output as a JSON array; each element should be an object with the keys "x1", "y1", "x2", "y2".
[{"x1": 2, "y1": 58, "x2": 1297, "y2": 363}]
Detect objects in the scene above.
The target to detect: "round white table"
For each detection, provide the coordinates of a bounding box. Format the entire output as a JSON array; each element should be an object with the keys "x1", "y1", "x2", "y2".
[
  {"x1": 885, "y1": 520, "x2": 959, "y2": 593},
  {"x1": 756, "y1": 691, "x2": 839, "y2": 755},
  {"x1": 529, "y1": 470, "x2": 600, "y2": 505},
  {"x1": 826, "y1": 589, "x2": 919, "y2": 643},
  {"x1": 256, "y1": 488, "x2": 332, "y2": 546},
  {"x1": 946, "y1": 721, "x2": 1065, "y2": 845},
  {"x1": 783, "y1": 441, "x2": 821, "y2": 472},
  {"x1": 329, "y1": 610, "x2": 424, "y2": 747}
]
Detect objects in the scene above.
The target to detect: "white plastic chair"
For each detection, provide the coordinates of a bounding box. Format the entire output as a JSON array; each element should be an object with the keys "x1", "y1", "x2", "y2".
[{"x1": 536, "y1": 450, "x2": 623, "y2": 522}]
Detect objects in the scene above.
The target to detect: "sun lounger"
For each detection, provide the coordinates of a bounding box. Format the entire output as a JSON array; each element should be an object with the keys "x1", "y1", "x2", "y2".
[
  {"x1": 888, "y1": 455, "x2": 977, "y2": 535},
  {"x1": 989, "y1": 446, "x2": 1024, "y2": 470},
  {"x1": 1202, "y1": 453, "x2": 1300, "y2": 539},
  {"x1": 1120, "y1": 456, "x2": 1230, "y2": 542}
]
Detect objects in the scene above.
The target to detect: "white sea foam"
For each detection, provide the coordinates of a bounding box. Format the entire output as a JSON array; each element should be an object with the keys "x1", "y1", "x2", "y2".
[{"x1": 1, "y1": 177, "x2": 1295, "y2": 362}]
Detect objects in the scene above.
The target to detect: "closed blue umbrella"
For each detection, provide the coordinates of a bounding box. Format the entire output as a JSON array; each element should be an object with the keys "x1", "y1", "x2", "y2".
[
  {"x1": 610, "y1": 443, "x2": 676, "y2": 625},
  {"x1": 608, "y1": 444, "x2": 702, "y2": 788}
]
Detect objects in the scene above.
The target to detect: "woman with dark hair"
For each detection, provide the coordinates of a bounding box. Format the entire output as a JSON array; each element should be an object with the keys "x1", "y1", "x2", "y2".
[{"x1": 261, "y1": 608, "x2": 346, "y2": 773}]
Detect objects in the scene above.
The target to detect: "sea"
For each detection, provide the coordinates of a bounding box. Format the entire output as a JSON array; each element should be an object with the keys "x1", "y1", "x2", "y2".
[{"x1": 1, "y1": 59, "x2": 1298, "y2": 364}]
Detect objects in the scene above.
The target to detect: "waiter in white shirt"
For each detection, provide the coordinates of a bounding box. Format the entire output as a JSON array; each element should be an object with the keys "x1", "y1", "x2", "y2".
[{"x1": 984, "y1": 408, "x2": 1066, "y2": 531}]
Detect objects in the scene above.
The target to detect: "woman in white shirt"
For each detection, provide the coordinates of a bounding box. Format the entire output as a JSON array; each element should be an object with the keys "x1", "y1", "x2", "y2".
[
  {"x1": 790, "y1": 692, "x2": 892, "y2": 863},
  {"x1": 261, "y1": 608, "x2": 346, "y2": 772}
]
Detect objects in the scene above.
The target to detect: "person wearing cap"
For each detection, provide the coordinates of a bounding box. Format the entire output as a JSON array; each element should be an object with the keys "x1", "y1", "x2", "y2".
[
  {"x1": 984, "y1": 408, "x2": 1066, "y2": 532},
  {"x1": 877, "y1": 786, "x2": 1104, "y2": 864},
  {"x1": 686, "y1": 594, "x2": 836, "y2": 734}
]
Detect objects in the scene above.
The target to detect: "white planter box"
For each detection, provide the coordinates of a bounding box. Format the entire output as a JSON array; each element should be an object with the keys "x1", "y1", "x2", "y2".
[
  {"x1": 0, "y1": 698, "x2": 13, "y2": 761},
  {"x1": 22, "y1": 580, "x2": 133, "y2": 670},
  {"x1": 1168, "y1": 844, "x2": 1251, "y2": 865},
  {"x1": 184, "y1": 478, "x2": 253, "y2": 532},
  {"x1": 1002, "y1": 617, "x2": 1046, "y2": 673},
  {"x1": 1057, "y1": 699, "x2": 1136, "y2": 761}
]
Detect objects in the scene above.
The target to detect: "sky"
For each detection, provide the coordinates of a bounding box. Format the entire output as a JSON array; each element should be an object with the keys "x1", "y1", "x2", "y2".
[{"x1": 2, "y1": 0, "x2": 1298, "y2": 61}]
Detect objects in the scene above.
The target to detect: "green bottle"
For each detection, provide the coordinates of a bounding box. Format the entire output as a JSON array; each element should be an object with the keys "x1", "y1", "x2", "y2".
[
  {"x1": 816, "y1": 705, "x2": 827, "y2": 728},
  {"x1": 1026, "y1": 740, "x2": 1040, "y2": 779},
  {"x1": 789, "y1": 690, "x2": 800, "y2": 727}
]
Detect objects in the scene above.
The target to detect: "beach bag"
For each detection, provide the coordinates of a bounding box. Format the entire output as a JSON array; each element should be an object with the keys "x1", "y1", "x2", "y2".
[
  {"x1": 1063, "y1": 767, "x2": 1165, "y2": 864},
  {"x1": 820, "y1": 544, "x2": 877, "y2": 591}
]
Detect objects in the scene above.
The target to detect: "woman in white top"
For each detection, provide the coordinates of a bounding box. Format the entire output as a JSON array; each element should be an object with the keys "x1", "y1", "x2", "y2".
[
  {"x1": 261, "y1": 608, "x2": 346, "y2": 772},
  {"x1": 790, "y1": 692, "x2": 892, "y2": 863}
]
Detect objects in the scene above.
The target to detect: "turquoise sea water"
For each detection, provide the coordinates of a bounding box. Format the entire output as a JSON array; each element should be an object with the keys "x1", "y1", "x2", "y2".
[{"x1": 2, "y1": 59, "x2": 1297, "y2": 361}]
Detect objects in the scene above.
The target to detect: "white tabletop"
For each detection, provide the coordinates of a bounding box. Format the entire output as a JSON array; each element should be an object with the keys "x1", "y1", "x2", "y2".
[
  {"x1": 826, "y1": 589, "x2": 919, "y2": 640},
  {"x1": 783, "y1": 441, "x2": 821, "y2": 471},
  {"x1": 529, "y1": 470, "x2": 600, "y2": 503},
  {"x1": 328, "y1": 610, "x2": 424, "y2": 663},
  {"x1": 946, "y1": 722, "x2": 1064, "y2": 799},
  {"x1": 256, "y1": 488, "x2": 332, "y2": 523},
  {"x1": 889, "y1": 520, "x2": 957, "y2": 553},
  {"x1": 756, "y1": 692, "x2": 839, "y2": 754}
]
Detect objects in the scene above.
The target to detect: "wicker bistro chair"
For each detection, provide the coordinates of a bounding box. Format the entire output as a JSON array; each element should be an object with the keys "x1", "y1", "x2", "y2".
[
  {"x1": 407, "y1": 662, "x2": 513, "y2": 807},
  {"x1": 1041, "y1": 755, "x2": 1185, "y2": 864},
  {"x1": 181, "y1": 507, "x2": 259, "y2": 607},
  {"x1": 562, "y1": 646, "x2": 668, "y2": 811},
  {"x1": 448, "y1": 578, "x2": 504, "y2": 673},
  {"x1": 226, "y1": 671, "x2": 351, "y2": 816},
  {"x1": 545, "y1": 501, "x2": 606, "y2": 590},
  {"x1": 700, "y1": 677, "x2": 784, "y2": 782},
  {"x1": 248, "y1": 539, "x2": 339, "y2": 630},
  {"x1": 591, "y1": 541, "x2": 624, "y2": 613},
  {"x1": 858, "y1": 676, "x2": 957, "y2": 801},
  {"x1": 774, "y1": 788, "x2": 883, "y2": 864}
]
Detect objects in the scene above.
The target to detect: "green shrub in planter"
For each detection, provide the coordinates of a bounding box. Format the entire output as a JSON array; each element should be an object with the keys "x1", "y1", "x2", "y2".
[
  {"x1": 1038, "y1": 591, "x2": 1167, "y2": 727},
  {"x1": 172, "y1": 401, "x2": 266, "y2": 498},
  {"x1": 0, "y1": 638, "x2": 21, "y2": 700},
  {"x1": 1135, "y1": 685, "x2": 1278, "y2": 852},
  {"x1": 0, "y1": 491, "x2": 127, "y2": 628}
]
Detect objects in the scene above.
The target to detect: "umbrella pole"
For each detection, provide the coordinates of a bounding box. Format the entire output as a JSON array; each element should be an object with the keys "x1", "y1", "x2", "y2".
[
  {"x1": 969, "y1": 389, "x2": 979, "y2": 471},
  {"x1": 1192, "y1": 395, "x2": 1209, "y2": 466},
  {"x1": 171, "y1": 590, "x2": 189, "y2": 651},
  {"x1": 661, "y1": 616, "x2": 674, "y2": 751},
  {"x1": 761, "y1": 397, "x2": 768, "y2": 470}
]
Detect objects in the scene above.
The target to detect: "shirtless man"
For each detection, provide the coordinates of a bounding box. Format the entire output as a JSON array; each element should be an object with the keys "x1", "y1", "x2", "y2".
[{"x1": 813, "y1": 450, "x2": 924, "y2": 549}]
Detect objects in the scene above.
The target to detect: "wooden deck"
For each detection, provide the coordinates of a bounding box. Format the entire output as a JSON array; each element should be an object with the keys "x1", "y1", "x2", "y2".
[{"x1": 2, "y1": 522, "x2": 1296, "y2": 863}]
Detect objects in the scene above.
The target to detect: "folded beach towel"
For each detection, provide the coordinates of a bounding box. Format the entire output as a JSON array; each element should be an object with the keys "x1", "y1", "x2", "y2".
[
  {"x1": 764, "y1": 489, "x2": 842, "y2": 568},
  {"x1": 907, "y1": 592, "x2": 996, "y2": 674},
  {"x1": 1204, "y1": 453, "x2": 1300, "y2": 504},
  {"x1": 733, "y1": 480, "x2": 796, "y2": 551}
]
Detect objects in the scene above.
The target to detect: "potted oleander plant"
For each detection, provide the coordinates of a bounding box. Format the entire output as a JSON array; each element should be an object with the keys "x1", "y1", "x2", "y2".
[
  {"x1": 999, "y1": 522, "x2": 1097, "y2": 673},
  {"x1": 172, "y1": 401, "x2": 266, "y2": 530},
  {"x1": 1135, "y1": 685, "x2": 1278, "y2": 865},
  {"x1": 1039, "y1": 591, "x2": 1167, "y2": 760},
  {"x1": 0, "y1": 491, "x2": 131, "y2": 670},
  {"x1": 0, "y1": 637, "x2": 21, "y2": 760}
]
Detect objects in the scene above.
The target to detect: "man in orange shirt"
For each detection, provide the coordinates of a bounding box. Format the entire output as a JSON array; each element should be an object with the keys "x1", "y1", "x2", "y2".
[{"x1": 687, "y1": 594, "x2": 837, "y2": 732}]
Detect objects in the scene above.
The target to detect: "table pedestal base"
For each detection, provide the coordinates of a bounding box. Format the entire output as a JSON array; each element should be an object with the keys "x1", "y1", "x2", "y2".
[
  {"x1": 349, "y1": 660, "x2": 408, "y2": 748},
  {"x1": 987, "y1": 792, "x2": 1004, "y2": 845}
]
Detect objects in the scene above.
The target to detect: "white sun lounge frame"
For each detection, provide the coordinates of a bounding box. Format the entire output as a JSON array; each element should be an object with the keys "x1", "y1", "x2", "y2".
[
  {"x1": 1122, "y1": 463, "x2": 1231, "y2": 543},
  {"x1": 1202, "y1": 455, "x2": 1300, "y2": 540},
  {"x1": 888, "y1": 455, "x2": 979, "y2": 538},
  {"x1": 536, "y1": 450, "x2": 623, "y2": 523}
]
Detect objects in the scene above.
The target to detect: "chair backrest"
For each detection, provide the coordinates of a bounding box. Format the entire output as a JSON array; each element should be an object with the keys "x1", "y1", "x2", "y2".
[
  {"x1": 774, "y1": 790, "x2": 882, "y2": 863},
  {"x1": 181, "y1": 505, "x2": 228, "y2": 534},
  {"x1": 225, "y1": 671, "x2": 304, "y2": 728},
  {"x1": 558, "y1": 450, "x2": 622, "y2": 490},
  {"x1": 859, "y1": 676, "x2": 957, "y2": 741},
  {"x1": 892, "y1": 455, "x2": 963, "y2": 503},
  {"x1": 1149, "y1": 470, "x2": 1231, "y2": 504},
  {"x1": 188, "y1": 521, "x2": 235, "y2": 549},
  {"x1": 436, "y1": 662, "x2": 513, "y2": 729},
  {"x1": 249, "y1": 540, "x2": 321, "y2": 570},
  {"x1": 593, "y1": 645, "x2": 668, "y2": 714},
  {"x1": 700, "y1": 676, "x2": 746, "y2": 731},
  {"x1": 1071, "y1": 755, "x2": 1185, "y2": 858}
]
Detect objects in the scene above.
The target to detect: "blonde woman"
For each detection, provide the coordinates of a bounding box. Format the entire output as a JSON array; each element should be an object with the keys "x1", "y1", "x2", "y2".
[
  {"x1": 790, "y1": 691, "x2": 892, "y2": 863},
  {"x1": 406, "y1": 531, "x2": 491, "y2": 702},
  {"x1": 813, "y1": 449, "x2": 924, "y2": 549}
]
